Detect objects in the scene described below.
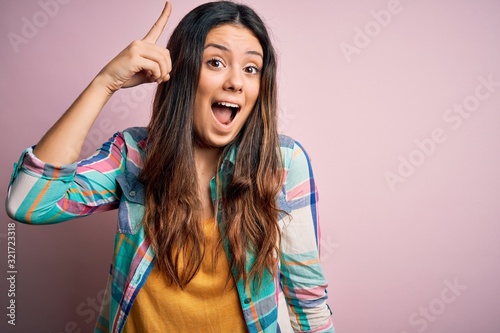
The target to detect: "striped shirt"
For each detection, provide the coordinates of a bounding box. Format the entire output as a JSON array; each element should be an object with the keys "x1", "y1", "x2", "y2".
[{"x1": 6, "y1": 127, "x2": 335, "y2": 333}]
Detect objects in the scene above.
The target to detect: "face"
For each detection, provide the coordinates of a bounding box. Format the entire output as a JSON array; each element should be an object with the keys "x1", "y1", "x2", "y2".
[{"x1": 193, "y1": 24, "x2": 263, "y2": 148}]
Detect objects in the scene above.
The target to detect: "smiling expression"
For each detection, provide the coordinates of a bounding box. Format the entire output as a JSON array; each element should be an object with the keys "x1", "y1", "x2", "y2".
[{"x1": 192, "y1": 24, "x2": 263, "y2": 148}]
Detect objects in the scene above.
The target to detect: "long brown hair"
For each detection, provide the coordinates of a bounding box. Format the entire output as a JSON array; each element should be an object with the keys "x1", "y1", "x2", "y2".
[{"x1": 139, "y1": 1, "x2": 282, "y2": 288}]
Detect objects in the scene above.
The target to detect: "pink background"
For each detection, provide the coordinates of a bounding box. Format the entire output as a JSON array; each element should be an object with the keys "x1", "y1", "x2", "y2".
[{"x1": 1, "y1": 0, "x2": 500, "y2": 332}]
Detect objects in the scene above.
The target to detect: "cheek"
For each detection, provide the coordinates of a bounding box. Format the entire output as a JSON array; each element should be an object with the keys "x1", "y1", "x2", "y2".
[
  {"x1": 197, "y1": 69, "x2": 220, "y2": 97},
  {"x1": 246, "y1": 84, "x2": 260, "y2": 111},
  {"x1": 192, "y1": 99, "x2": 208, "y2": 137},
  {"x1": 195, "y1": 83, "x2": 208, "y2": 104},
  {"x1": 193, "y1": 80, "x2": 213, "y2": 120}
]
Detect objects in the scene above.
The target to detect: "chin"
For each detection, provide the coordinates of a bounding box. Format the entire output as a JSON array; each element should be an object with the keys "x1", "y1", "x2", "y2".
[{"x1": 195, "y1": 132, "x2": 236, "y2": 149}]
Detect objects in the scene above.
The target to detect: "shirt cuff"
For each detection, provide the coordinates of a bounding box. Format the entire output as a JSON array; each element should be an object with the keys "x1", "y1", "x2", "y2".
[{"x1": 11, "y1": 147, "x2": 78, "y2": 182}]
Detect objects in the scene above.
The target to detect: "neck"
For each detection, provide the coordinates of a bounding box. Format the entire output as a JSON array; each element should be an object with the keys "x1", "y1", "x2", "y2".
[
  {"x1": 194, "y1": 143, "x2": 222, "y2": 221},
  {"x1": 194, "y1": 144, "x2": 222, "y2": 175}
]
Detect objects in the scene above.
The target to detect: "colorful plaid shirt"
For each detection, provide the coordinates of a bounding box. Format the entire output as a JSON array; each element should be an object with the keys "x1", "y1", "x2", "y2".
[{"x1": 6, "y1": 127, "x2": 334, "y2": 333}]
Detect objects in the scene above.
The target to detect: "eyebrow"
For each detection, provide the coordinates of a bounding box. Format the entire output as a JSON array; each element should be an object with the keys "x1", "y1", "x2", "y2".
[{"x1": 204, "y1": 43, "x2": 263, "y2": 59}]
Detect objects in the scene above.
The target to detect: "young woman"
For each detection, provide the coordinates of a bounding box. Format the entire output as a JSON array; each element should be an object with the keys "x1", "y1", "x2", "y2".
[{"x1": 6, "y1": 1, "x2": 334, "y2": 332}]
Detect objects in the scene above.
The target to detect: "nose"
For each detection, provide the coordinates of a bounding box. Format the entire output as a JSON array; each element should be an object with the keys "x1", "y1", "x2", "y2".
[{"x1": 223, "y1": 67, "x2": 243, "y2": 92}]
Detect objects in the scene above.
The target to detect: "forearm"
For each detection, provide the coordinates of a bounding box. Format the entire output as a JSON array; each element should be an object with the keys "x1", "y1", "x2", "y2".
[
  {"x1": 7, "y1": 131, "x2": 127, "y2": 224},
  {"x1": 33, "y1": 74, "x2": 113, "y2": 165},
  {"x1": 32, "y1": 3, "x2": 171, "y2": 165}
]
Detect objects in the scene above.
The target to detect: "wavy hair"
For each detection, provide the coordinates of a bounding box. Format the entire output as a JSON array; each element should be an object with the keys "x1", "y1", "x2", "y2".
[{"x1": 139, "y1": 1, "x2": 282, "y2": 288}]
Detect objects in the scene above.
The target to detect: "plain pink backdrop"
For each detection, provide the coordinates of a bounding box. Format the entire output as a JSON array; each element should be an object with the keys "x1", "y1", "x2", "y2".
[{"x1": 1, "y1": 0, "x2": 500, "y2": 332}]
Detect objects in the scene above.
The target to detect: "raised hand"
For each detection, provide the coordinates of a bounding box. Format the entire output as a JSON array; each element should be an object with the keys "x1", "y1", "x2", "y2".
[
  {"x1": 32, "y1": 2, "x2": 173, "y2": 164},
  {"x1": 97, "y1": 1, "x2": 172, "y2": 94}
]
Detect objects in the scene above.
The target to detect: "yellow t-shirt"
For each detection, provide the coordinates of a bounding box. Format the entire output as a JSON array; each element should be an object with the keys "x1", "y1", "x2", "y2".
[{"x1": 123, "y1": 217, "x2": 247, "y2": 332}]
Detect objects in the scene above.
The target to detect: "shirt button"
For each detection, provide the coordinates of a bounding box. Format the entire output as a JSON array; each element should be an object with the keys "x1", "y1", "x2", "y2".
[
  {"x1": 244, "y1": 298, "x2": 251, "y2": 304},
  {"x1": 129, "y1": 190, "x2": 136, "y2": 197}
]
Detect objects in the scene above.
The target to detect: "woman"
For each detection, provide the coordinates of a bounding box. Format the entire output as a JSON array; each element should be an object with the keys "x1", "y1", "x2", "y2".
[{"x1": 6, "y1": 1, "x2": 334, "y2": 332}]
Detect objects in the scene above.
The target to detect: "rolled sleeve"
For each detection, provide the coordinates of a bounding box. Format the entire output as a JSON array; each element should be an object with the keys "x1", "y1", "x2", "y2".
[{"x1": 6, "y1": 132, "x2": 127, "y2": 224}]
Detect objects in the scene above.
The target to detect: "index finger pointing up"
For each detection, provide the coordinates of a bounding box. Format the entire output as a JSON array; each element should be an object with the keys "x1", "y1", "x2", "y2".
[{"x1": 143, "y1": 1, "x2": 172, "y2": 43}]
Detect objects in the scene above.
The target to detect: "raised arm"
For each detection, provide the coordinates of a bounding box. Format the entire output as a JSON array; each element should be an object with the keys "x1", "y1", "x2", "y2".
[{"x1": 33, "y1": 1, "x2": 172, "y2": 164}]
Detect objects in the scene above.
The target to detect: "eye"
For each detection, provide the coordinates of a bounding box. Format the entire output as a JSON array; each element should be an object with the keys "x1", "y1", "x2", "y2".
[
  {"x1": 207, "y1": 58, "x2": 225, "y2": 68},
  {"x1": 244, "y1": 65, "x2": 261, "y2": 75}
]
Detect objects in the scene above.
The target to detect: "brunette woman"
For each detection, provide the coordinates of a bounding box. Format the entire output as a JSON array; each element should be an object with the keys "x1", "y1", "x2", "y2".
[{"x1": 6, "y1": 1, "x2": 334, "y2": 332}]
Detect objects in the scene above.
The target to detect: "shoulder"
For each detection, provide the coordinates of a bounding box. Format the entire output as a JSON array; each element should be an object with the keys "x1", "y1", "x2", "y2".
[
  {"x1": 278, "y1": 134, "x2": 313, "y2": 173},
  {"x1": 118, "y1": 127, "x2": 148, "y2": 151},
  {"x1": 121, "y1": 127, "x2": 148, "y2": 142},
  {"x1": 108, "y1": 127, "x2": 149, "y2": 171}
]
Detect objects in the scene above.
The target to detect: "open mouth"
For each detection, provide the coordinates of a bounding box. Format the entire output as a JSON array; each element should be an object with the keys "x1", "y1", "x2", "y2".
[{"x1": 211, "y1": 101, "x2": 240, "y2": 126}]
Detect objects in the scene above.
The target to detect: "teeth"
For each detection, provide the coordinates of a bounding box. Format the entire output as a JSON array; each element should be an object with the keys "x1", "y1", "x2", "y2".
[{"x1": 217, "y1": 101, "x2": 239, "y2": 109}]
